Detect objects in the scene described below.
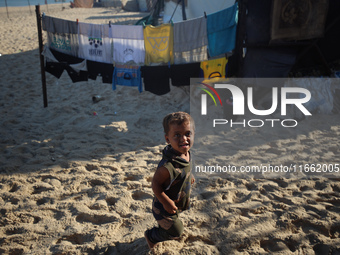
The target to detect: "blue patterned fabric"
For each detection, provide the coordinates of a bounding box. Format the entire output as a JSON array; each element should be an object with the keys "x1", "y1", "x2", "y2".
[{"x1": 112, "y1": 65, "x2": 142, "y2": 92}]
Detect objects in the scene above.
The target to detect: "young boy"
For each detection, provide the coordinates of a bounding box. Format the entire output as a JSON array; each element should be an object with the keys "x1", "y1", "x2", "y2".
[{"x1": 145, "y1": 112, "x2": 195, "y2": 249}]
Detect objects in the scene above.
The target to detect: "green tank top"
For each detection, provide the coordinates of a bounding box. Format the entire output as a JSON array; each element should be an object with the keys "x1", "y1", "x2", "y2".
[{"x1": 159, "y1": 145, "x2": 192, "y2": 211}]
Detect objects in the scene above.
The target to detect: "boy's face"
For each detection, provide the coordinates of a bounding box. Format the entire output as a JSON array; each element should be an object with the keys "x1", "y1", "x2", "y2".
[{"x1": 165, "y1": 121, "x2": 194, "y2": 156}]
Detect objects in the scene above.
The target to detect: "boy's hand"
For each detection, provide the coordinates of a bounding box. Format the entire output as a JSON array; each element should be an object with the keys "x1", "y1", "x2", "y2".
[
  {"x1": 191, "y1": 176, "x2": 195, "y2": 185},
  {"x1": 163, "y1": 199, "x2": 178, "y2": 214}
]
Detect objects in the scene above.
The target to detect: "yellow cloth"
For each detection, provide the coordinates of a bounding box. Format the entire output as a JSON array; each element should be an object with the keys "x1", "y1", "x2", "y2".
[
  {"x1": 200, "y1": 57, "x2": 228, "y2": 82},
  {"x1": 144, "y1": 24, "x2": 174, "y2": 65}
]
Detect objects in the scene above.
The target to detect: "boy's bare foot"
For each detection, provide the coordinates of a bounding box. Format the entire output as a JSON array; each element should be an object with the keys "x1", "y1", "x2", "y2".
[{"x1": 144, "y1": 230, "x2": 156, "y2": 249}]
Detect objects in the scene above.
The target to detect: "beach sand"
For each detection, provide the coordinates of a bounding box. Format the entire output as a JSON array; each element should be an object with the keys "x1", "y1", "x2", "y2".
[{"x1": 1, "y1": 4, "x2": 340, "y2": 255}]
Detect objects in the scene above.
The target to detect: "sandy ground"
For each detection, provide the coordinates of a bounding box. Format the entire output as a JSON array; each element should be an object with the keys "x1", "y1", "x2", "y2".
[{"x1": 1, "y1": 4, "x2": 340, "y2": 255}]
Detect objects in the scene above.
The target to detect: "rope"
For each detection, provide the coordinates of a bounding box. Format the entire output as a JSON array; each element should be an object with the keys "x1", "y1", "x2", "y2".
[{"x1": 169, "y1": 0, "x2": 181, "y2": 22}]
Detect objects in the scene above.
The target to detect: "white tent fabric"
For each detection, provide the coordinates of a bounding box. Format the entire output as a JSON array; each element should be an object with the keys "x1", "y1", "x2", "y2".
[{"x1": 163, "y1": 0, "x2": 235, "y2": 23}]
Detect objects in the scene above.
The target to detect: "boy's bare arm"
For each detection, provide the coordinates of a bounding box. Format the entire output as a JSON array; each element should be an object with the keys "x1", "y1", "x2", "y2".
[{"x1": 152, "y1": 166, "x2": 178, "y2": 214}]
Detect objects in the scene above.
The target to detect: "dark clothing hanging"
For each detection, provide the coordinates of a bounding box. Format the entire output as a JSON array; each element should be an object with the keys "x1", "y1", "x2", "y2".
[
  {"x1": 46, "y1": 49, "x2": 88, "y2": 82},
  {"x1": 65, "y1": 66, "x2": 88, "y2": 83},
  {"x1": 170, "y1": 63, "x2": 200, "y2": 86},
  {"x1": 45, "y1": 61, "x2": 65, "y2": 79},
  {"x1": 87, "y1": 60, "x2": 114, "y2": 84},
  {"x1": 141, "y1": 66, "x2": 171, "y2": 95}
]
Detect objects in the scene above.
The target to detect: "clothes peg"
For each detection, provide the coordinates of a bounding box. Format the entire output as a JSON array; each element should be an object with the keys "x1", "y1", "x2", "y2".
[
  {"x1": 142, "y1": 22, "x2": 146, "y2": 28},
  {"x1": 76, "y1": 19, "x2": 79, "y2": 25},
  {"x1": 109, "y1": 21, "x2": 111, "y2": 27},
  {"x1": 204, "y1": 12, "x2": 207, "y2": 18}
]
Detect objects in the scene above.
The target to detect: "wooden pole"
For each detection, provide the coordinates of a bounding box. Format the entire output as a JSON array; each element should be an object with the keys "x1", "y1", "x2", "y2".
[
  {"x1": 5, "y1": 0, "x2": 9, "y2": 18},
  {"x1": 36, "y1": 5, "x2": 48, "y2": 107}
]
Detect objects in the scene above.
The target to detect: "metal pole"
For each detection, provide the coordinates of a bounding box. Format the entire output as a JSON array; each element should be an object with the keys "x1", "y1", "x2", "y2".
[
  {"x1": 5, "y1": 0, "x2": 9, "y2": 18},
  {"x1": 28, "y1": 0, "x2": 32, "y2": 15},
  {"x1": 45, "y1": 0, "x2": 49, "y2": 12},
  {"x1": 181, "y1": 0, "x2": 186, "y2": 21},
  {"x1": 235, "y1": 0, "x2": 247, "y2": 77},
  {"x1": 35, "y1": 5, "x2": 48, "y2": 107}
]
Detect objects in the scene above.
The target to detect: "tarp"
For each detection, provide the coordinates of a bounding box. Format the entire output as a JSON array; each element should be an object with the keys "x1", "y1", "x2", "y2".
[
  {"x1": 293, "y1": 0, "x2": 340, "y2": 68},
  {"x1": 163, "y1": 0, "x2": 235, "y2": 22},
  {"x1": 73, "y1": 0, "x2": 93, "y2": 8},
  {"x1": 243, "y1": 0, "x2": 298, "y2": 78},
  {"x1": 242, "y1": 47, "x2": 298, "y2": 78},
  {"x1": 122, "y1": 0, "x2": 139, "y2": 11}
]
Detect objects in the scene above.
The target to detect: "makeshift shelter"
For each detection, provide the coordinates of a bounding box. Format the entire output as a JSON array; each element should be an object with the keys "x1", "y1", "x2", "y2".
[
  {"x1": 160, "y1": 0, "x2": 338, "y2": 78},
  {"x1": 71, "y1": 0, "x2": 94, "y2": 8},
  {"x1": 120, "y1": 0, "x2": 156, "y2": 11},
  {"x1": 97, "y1": 0, "x2": 123, "y2": 8},
  {"x1": 238, "y1": 0, "x2": 331, "y2": 78},
  {"x1": 163, "y1": 0, "x2": 235, "y2": 22}
]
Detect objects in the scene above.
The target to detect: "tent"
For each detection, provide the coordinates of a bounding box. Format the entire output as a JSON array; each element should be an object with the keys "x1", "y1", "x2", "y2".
[
  {"x1": 71, "y1": 0, "x2": 93, "y2": 8},
  {"x1": 136, "y1": 0, "x2": 235, "y2": 27},
  {"x1": 163, "y1": 0, "x2": 235, "y2": 22}
]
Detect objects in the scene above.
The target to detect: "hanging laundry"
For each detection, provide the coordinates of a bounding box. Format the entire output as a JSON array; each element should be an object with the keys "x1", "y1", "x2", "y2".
[
  {"x1": 78, "y1": 22, "x2": 112, "y2": 64},
  {"x1": 42, "y1": 16, "x2": 79, "y2": 56},
  {"x1": 141, "y1": 66, "x2": 170, "y2": 95},
  {"x1": 113, "y1": 65, "x2": 143, "y2": 93},
  {"x1": 69, "y1": 59, "x2": 87, "y2": 73},
  {"x1": 42, "y1": 47, "x2": 64, "y2": 78},
  {"x1": 200, "y1": 57, "x2": 228, "y2": 82},
  {"x1": 207, "y1": 3, "x2": 238, "y2": 57},
  {"x1": 110, "y1": 25, "x2": 145, "y2": 65},
  {"x1": 66, "y1": 60, "x2": 88, "y2": 83},
  {"x1": 87, "y1": 60, "x2": 114, "y2": 84},
  {"x1": 170, "y1": 63, "x2": 200, "y2": 86},
  {"x1": 65, "y1": 66, "x2": 88, "y2": 83},
  {"x1": 143, "y1": 23, "x2": 174, "y2": 65},
  {"x1": 42, "y1": 46, "x2": 59, "y2": 63},
  {"x1": 173, "y1": 16, "x2": 208, "y2": 64},
  {"x1": 45, "y1": 61, "x2": 64, "y2": 79},
  {"x1": 45, "y1": 48, "x2": 88, "y2": 83}
]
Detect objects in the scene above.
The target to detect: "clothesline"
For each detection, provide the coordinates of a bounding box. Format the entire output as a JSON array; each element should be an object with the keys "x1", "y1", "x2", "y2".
[
  {"x1": 42, "y1": 2, "x2": 238, "y2": 66},
  {"x1": 36, "y1": 3, "x2": 238, "y2": 107}
]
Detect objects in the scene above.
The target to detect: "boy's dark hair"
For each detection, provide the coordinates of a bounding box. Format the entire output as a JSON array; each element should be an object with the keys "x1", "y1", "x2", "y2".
[{"x1": 163, "y1": 112, "x2": 194, "y2": 135}]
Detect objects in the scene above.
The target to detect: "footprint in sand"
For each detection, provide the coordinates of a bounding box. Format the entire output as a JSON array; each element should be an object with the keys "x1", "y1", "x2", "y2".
[{"x1": 131, "y1": 190, "x2": 153, "y2": 201}]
